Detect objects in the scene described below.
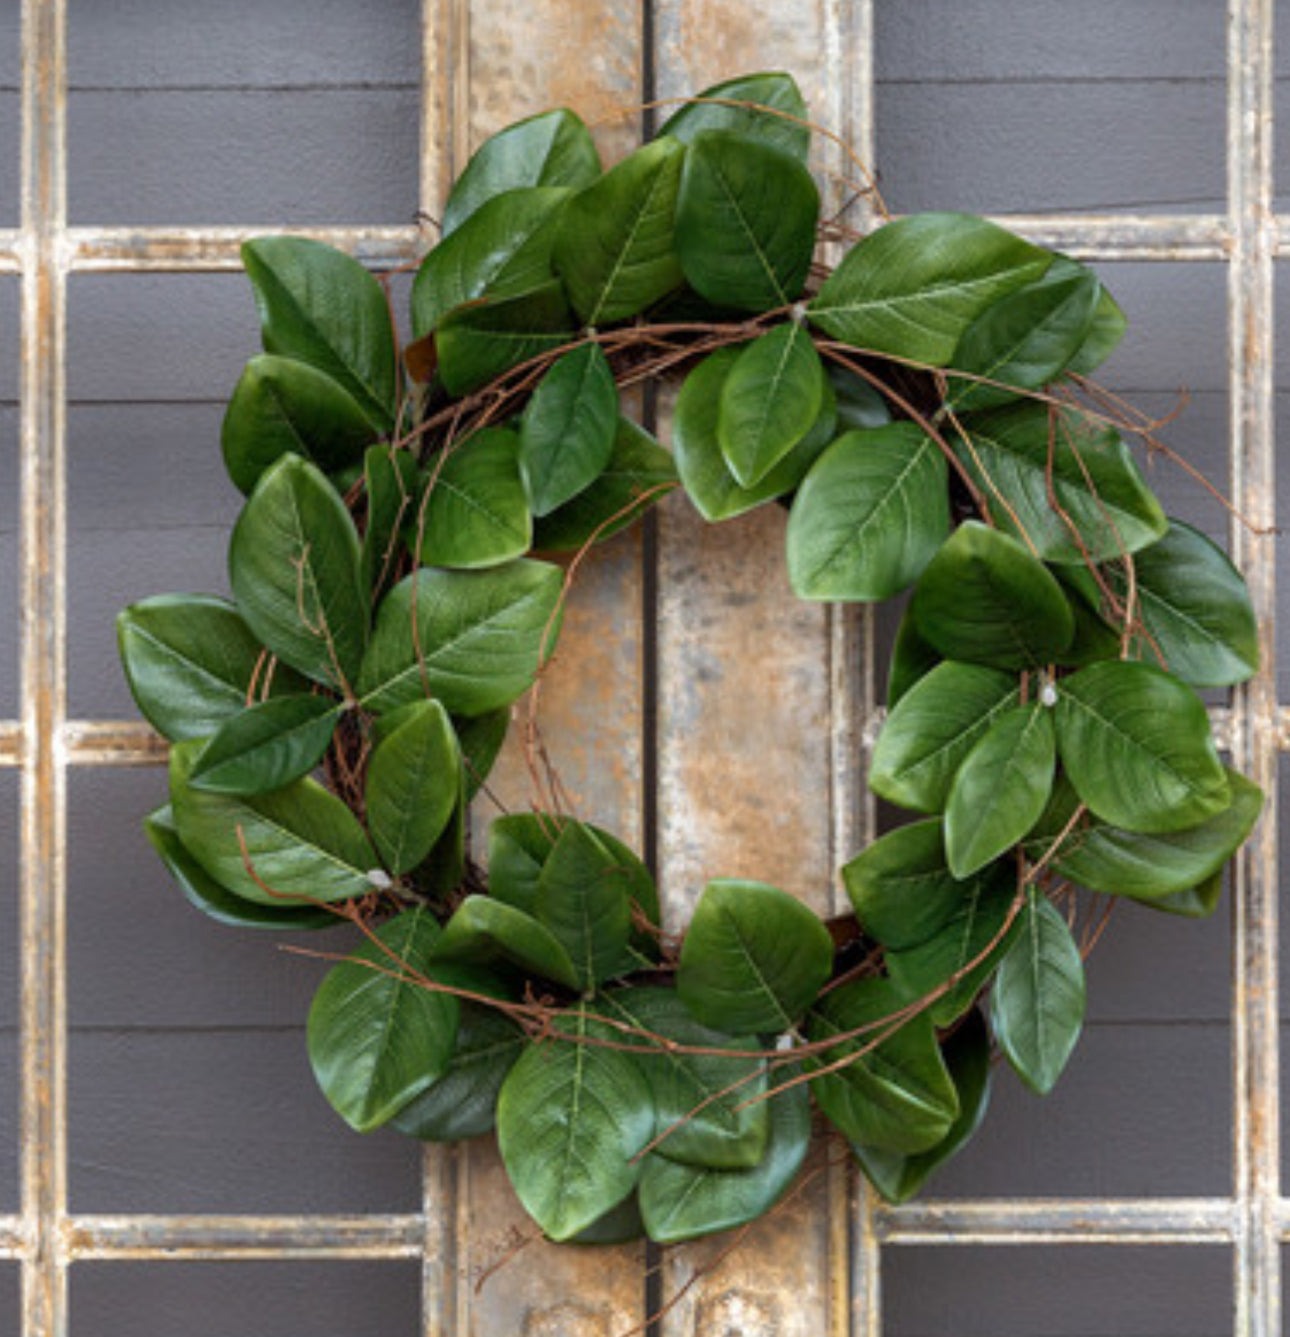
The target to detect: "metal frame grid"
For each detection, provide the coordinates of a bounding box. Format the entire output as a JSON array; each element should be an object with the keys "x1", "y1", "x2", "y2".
[{"x1": 0, "y1": 0, "x2": 1281, "y2": 1333}]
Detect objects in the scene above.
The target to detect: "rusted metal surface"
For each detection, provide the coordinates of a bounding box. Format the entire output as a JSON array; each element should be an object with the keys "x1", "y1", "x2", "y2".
[{"x1": 63, "y1": 1215, "x2": 425, "y2": 1260}]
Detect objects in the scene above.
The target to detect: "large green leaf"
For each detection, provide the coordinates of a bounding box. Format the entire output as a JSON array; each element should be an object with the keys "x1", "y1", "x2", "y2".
[
  {"x1": 360, "y1": 443, "x2": 423, "y2": 596},
  {"x1": 1065, "y1": 281, "x2": 1128, "y2": 377},
  {"x1": 658, "y1": 71, "x2": 810, "y2": 160},
  {"x1": 496, "y1": 1004, "x2": 656, "y2": 1241},
  {"x1": 807, "y1": 976, "x2": 960, "y2": 1154},
  {"x1": 307, "y1": 907, "x2": 459, "y2": 1132},
  {"x1": 945, "y1": 704, "x2": 1056, "y2": 877},
  {"x1": 951, "y1": 402, "x2": 1166, "y2": 564},
  {"x1": 787, "y1": 423, "x2": 949, "y2": 600},
  {"x1": 144, "y1": 805, "x2": 336, "y2": 931},
  {"x1": 411, "y1": 187, "x2": 570, "y2": 337},
  {"x1": 830, "y1": 362, "x2": 893, "y2": 431},
  {"x1": 1131, "y1": 874, "x2": 1224, "y2": 920},
  {"x1": 991, "y1": 890, "x2": 1086, "y2": 1095},
  {"x1": 677, "y1": 879, "x2": 833, "y2": 1034},
  {"x1": 519, "y1": 343, "x2": 619, "y2": 516},
  {"x1": 602, "y1": 986, "x2": 769, "y2": 1169},
  {"x1": 365, "y1": 699, "x2": 461, "y2": 874},
  {"x1": 1055, "y1": 660, "x2": 1229, "y2": 833},
  {"x1": 188, "y1": 694, "x2": 343, "y2": 795},
  {"x1": 808, "y1": 213, "x2": 1052, "y2": 366},
  {"x1": 718, "y1": 322, "x2": 826, "y2": 488},
  {"x1": 416, "y1": 428, "x2": 532, "y2": 569},
  {"x1": 675, "y1": 131, "x2": 818, "y2": 311},
  {"x1": 674, "y1": 345, "x2": 838, "y2": 523},
  {"x1": 886, "y1": 605, "x2": 941, "y2": 708},
  {"x1": 868, "y1": 661, "x2": 1020, "y2": 813},
  {"x1": 221, "y1": 354, "x2": 380, "y2": 495},
  {"x1": 638, "y1": 1066, "x2": 811, "y2": 1244},
  {"x1": 241, "y1": 236, "x2": 398, "y2": 430},
  {"x1": 442, "y1": 109, "x2": 601, "y2": 235},
  {"x1": 169, "y1": 740, "x2": 376, "y2": 906},
  {"x1": 435, "y1": 279, "x2": 575, "y2": 396},
  {"x1": 851, "y1": 1008, "x2": 992, "y2": 1204},
  {"x1": 117, "y1": 593, "x2": 304, "y2": 742},
  {"x1": 454, "y1": 707, "x2": 509, "y2": 801},
  {"x1": 910, "y1": 521, "x2": 1074, "y2": 669},
  {"x1": 429, "y1": 895, "x2": 581, "y2": 990},
  {"x1": 228, "y1": 453, "x2": 368, "y2": 687},
  {"x1": 553, "y1": 137, "x2": 686, "y2": 325},
  {"x1": 357, "y1": 559, "x2": 563, "y2": 717},
  {"x1": 1114, "y1": 520, "x2": 1259, "y2": 687}
]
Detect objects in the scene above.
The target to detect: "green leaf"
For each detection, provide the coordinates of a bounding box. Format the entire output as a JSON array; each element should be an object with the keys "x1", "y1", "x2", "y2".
[
  {"x1": 553, "y1": 137, "x2": 686, "y2": 325},
  {"x1": 519, "y1": 343, "x2": 619, "y2": 516},
  {"x1": 952, "y1": 402, "x2": 1166, "y2": 565},
  {"x1": 170, "y1": 739, "x2": 376, "y2": 906},
  {"x1": 429, "y1": 895, "x2": 581, "y2": 990},
  {"x1": 497, "y1": 1003, "x2": 655, "y2": 1241},
  {"x1": 886, "y1": 869, "x2": 1020, "y2": 1026},
  {"x1": 910, "y1": 521, "x2": 1074, "y2": 669},
  {"x1": 1066, "y1": 282, "x2": 1127, "y2": 377},
  {"x1": 412, "y1": 187, "x2": 570, "y2": 337},
  {"x1": 117, "y1": 593, "x2": 305, "y2": 742},
  {"x1": 675, "y1": 131, "x2": 818, "y2": 311},
  {"x1": 809, "y1": 213, "x2": 1053, "y2": 366},
  {"x1": 365, "y1": 699, "x2": 461, "y2": 874},
  {"x1": 307, "y1": 907, "x2": 459, "y2": 1132},
  {"x1": 869, "y1": 661, "x2": 1020, "y2": 813},
  {"x1": 945, "y1": 704, "x2": 1055, "y2": 877},
  {"x1": 416, "y1": 428, "x2": 532, "y2": 569},
  {"x1": 144, "y1": 805, "x2": 336, "y2": 931},
  {"x1": 674, "y1": 345, "x2": 837, "y2": 522},
  {"x1": 851, "y1": 1008, "x2": 992, "y2": 1204},
  {"x1": 658, "y1": 72, "x2": 810, "y2": 161},
  {"x1": 886, "y1": 606, "x2": 941, "y2": 708},
  {"x1": 414, "y1": 771, "x2": 467, "y2": 899},
  {"x1": 1131, "y1": 874, "x2": 1223, "y2": 919},
  {"x1": 241, "y1": 236, "x2": 397, "y2": 430},
  {"x1": 639, "y1": 1066, "x2": 811, "y2": 1244},
  {"x1": 455, "y1": 707, "x2": 509, "y2": 802},
  {"x1": 188, "y1": 694, "x2": 342, "y2": 795},
  {"x1": 787, "y1": 423, "x2": 949, "y2": 601},
  {"x1": 602, "y1": 986, "x2": 768, "y2": 1169},
  {"x1": 829, "y1": 362, "x2": 893, "y2": 431},
  {"x1": 677, "y1": 879, "x2": 833, "y2": 1034},
  {"x1": 360, "y1": 444, "x2": 423, "y2": 596},
  {"x1": 228, "y1": 453, "x2": 368, "y2": 687},
  {"x1": 443, "y1": 109, "x2": 601, "y2": 236},
  {"x1": 568, "y1": 1194, "x2": 646, "y2": 1246},
  {"x1": 946, "y1": 270, "x2": 1099, "y2": 412},
  {"x1": 358, "y1": 558, "x2": 563, "y2": 716},
  {"x1": 390, "y1": 1003, "x2": 525, "y2": 1141},
  {"x1": 533, "y1": 416, "x2": 677, "y2": 551},
  {"x1": 221, "y1": 354, "x2": 380, "y2": 496},
  {"x1": 1054, "y1": 566, "x2": 1122, "y2": 666},
  {"x1": 1055, "y1": 660, "x2": 1229, "y2": 833},
  {"x1": 807, "y1": 976, "x2": 960, "y2": 1153},
  {"x1": 1115, "y1": 520, "x2": 1259, "y2": 687},
  {"x1": 991, "y1": 890, "x2": 1086, "y2": 1095},
  {"x1": 718, "y1": 322, "x2": 825, "y2": 488},
  {"x1": 435, "y1": 279, "x2": 575, "y2": 397}
]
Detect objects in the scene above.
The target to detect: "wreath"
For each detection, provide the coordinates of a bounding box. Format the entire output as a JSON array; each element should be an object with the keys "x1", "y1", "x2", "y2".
[{"x1": 117, "y1": 72, "x2": 1263, "y2": 1249}]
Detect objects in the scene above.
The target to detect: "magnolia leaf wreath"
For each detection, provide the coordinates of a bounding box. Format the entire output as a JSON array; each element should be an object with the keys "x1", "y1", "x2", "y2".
[{"x1": 118, "y1": 73, "x2": 1264, "y2": 1247}]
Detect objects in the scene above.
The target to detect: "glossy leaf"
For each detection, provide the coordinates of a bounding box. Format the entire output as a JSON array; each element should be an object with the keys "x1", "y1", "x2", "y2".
[
  {"x1": 886, "y1": 606, "x2": 941, "y2": 708},
  {"x1": 809, "y1": 213, "x2": 1052, "y2": 365},
  {"x1": 117, "y1": 593, "x2": 304, "y2": 742},
  {"x1": 417, "y1": 772, "x2": 467, "y2": 899},
  {"x1": 360, "y1": 443, "x2": 423, "y2": 596},
  {"x1": 189, "y1": 694, "x2": 343, "y2": 795},
  {"x1": 416, "y1": 428, "x2": 531, "y2": 569},
  {"x1": 719, "y1": 322, "x2": 826, "y2": 487},
  {"x1": 1066, "y1": 282, "x2": 1128, "y2": 376},
  {"x1": 519, "y1": 343, "x2": 619, "y2": 516},
  {"x1": 658, "y1": 71, "x2": 810, "y2": 160},
  {"x1": 241, "y1": 236, "x2": 397, "y2": 429},
  {"x1": 553, "y1": 137, "x2": 686, "y2": 326},
  {"x1": 677, "y1": 879, "x2": 834, "y2": 1034},
  {"x1": 675, "y1": 131, "x2": 818, "y2": 311},
  {"x1": 357, "y1": 559, "x2": 563, "y2": 717},
  {"x1": 429, "y1": 895, "x2": 581, "y2": 990},
  {"x1": 1131, "y1": 874, "x2": 1223, "y2": 919},
  {"x1": 910, "y1": 521, "x2": 1074, "y2": 669},
  {"x1": 228, "y1": 453, "x2": 368, "y2": 687},
  {"x1": 455, "y1": 707, "x2": 509, "y2": 802},
  {"x1": 945, "y1": 704, "x2": 1056, "y2": 877},
  {"x1": 442, "y1": 109, "x2": 600, "y2": 235},
  {"x1": 435, "y1": 279, "x2": 574, "y2": 397},
  {"x1": 869, "y1": 661, "x2": 1020, "y2": 813},
  {"x1": 787, "y1": 423, "x2": 949, "y2": 600},
  {"x1": 808, "y1": 976, "x2": 960, "y2": 1153},
  {"x1": 221, "y1": 354, "x2": 380, "y2": 495},
  {"x1": 307, "y1": 907, "x2": 459, "y2": 1132},
  {"x1": 496, "y1": 1004, "x2": 655, "y2": 1241},
  {"x1": 1055, "y1": 660, "x2": 1229, "y2": 833},
  {"x1": 991, "y1": 890, "x2": 1086, "y2": 1095},
  {"x1": 829, "y1": 362, "x2": 893, "y2": 431}
]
